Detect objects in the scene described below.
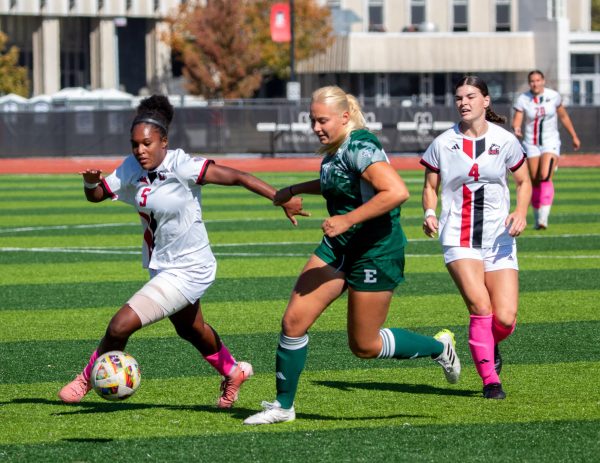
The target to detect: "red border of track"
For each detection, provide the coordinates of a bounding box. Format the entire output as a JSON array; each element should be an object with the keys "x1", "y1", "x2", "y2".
[{"x1": 1, "y1": 154, "x2": 599, "y2": 174}]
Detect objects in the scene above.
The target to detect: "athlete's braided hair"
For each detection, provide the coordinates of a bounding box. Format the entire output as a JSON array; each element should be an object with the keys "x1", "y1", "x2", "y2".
[
  {"x1": 454, "y1": 76, "x2": 507, "y2": 125},
  {"x1": 131, "y1": 95, "x2": 174, "y2": 137}
]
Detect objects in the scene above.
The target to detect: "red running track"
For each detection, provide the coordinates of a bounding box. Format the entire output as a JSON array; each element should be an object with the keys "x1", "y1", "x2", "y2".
[{"x1": 1, "y1": 154, "x2": 599, "y2": 174}]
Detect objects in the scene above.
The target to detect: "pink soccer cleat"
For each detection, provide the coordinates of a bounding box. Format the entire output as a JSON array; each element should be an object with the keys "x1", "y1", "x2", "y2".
[
  {"x1": 217, "y1": 361, "x2": 253, "y2": 409},
  {"x1": 58, "y1": 374, "x2": 92, "y2": 403}
]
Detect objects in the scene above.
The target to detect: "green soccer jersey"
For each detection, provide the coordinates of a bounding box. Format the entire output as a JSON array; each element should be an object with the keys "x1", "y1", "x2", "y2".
[{"x1": 319, "y1": 129, "x2": 407, "y2": 256}]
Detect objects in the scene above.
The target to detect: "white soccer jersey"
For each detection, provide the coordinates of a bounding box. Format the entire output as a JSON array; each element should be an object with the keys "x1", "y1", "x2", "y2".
[
  {"x1": 102, "y1": 149, "x2": 215, "y2": 269},
  {"x1": 421, "y1": 123, "x2": 526, "y2": 248},
  {"x1": 514, "y1": 88, "x2": 562, "y2": 146}
]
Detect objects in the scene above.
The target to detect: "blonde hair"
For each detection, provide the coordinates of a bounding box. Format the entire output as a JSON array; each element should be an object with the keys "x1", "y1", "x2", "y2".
[{"x1": 311, "y1": 86, "x2": 366, "y2": 155}]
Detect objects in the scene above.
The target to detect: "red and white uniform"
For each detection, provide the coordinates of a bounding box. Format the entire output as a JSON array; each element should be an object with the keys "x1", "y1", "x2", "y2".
[
  {"x1": 421, "y1": 123, "x2": 525, "y2": 248},
  {"x1": 514, "y1": 88, "x2": 562, "y2": 155},
  {"x1": 102, "y1": 149, "x2": 215, "y2": 270}
]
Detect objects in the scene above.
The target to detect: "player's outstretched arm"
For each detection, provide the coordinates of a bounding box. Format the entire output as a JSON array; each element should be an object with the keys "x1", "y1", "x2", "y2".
[
  {"x1": 79, "y1": 169, "x2": 109, "y2": 203},
  {"x1": 203, "y1": 163, "x2": 309, "y2": 226}
]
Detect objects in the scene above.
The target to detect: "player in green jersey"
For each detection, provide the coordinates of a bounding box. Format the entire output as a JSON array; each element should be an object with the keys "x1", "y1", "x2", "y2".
[{"x1": 243, "y1": 86, "x2": 462, "y2": 425}]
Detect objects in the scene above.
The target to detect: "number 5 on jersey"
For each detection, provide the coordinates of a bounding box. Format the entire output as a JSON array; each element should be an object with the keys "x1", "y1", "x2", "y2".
[{"x1": 139, "y1": 187, "x2": 151, "y2": 207}]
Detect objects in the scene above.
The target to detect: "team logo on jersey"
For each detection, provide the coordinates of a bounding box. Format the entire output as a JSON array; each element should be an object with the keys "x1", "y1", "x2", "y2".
[
  {"x1": 488, "y1": 144, "x2": 500, "y2": 155},
  {"x1": 361, "y1": 148, "x2": 374, "y2": 159}
]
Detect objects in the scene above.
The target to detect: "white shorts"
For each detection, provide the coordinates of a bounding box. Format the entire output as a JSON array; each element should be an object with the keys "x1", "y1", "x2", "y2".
[
  {"x1": 523, "y1": 141, "x2": 560, "y2": 158},
  {"x1": 442, "y1": 244, "x2": 518, "y2": 272},
  {"x1": 127, "y1": 260, "x2": 217, "y2": 326}
]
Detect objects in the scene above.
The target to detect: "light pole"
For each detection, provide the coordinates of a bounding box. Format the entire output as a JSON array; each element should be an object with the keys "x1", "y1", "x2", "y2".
[{"x1": 290, "y1": 0, "x2": 295, "y2": 83}]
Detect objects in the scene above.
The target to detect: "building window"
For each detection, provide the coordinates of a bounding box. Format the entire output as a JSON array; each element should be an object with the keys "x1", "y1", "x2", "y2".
[
  {"x1": 411, "y1": 0, "x2": 426, "y2": 26},
  {"x1": 496, "y1": 0, "x2": 511, "y2": 32},
  {"x1": 453, "y1": 0, "x2": 468, "y2": 32},
  {"x1": 368, "y1": 0, "x2": 385, "y2": 32},
  {"x1": 571, "y1": 54, "x2": 596, "y2": 74}
]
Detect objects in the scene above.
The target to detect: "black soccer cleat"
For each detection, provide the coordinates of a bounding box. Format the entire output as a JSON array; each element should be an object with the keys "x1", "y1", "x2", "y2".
[
  {"x1": 483, "y1": 382, "x2": 506, "y2": 400},
  {"x1": 494, "y1": 344, "x2": 503, "y2": 375}
]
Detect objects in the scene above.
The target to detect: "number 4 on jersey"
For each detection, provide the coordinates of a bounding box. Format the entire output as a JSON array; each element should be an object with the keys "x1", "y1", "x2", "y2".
[{"x1": 468, "y1": 163, "x2": 480, "y2": 182}]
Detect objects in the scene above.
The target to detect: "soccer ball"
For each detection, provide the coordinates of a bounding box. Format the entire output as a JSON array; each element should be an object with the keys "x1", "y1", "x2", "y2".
[{"x1": 90, "y1": 351, "x2": 141, "y2": 401}]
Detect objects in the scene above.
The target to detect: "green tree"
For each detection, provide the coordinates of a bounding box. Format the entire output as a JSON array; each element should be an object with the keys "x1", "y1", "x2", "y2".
[
  {"x1": 165, "y1": 0, "x2": 333, "y2": 98},
  {"x1": 0, "y1": 31, "x2": 29, "y2": 97}
]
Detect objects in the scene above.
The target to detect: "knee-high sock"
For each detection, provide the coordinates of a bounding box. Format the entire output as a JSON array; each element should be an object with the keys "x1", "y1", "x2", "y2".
[
  {"x1": 275, "y1": 333, "x2": 308, "y2": 409},
  {"x1": 540, "y1": 180, "x2": 554, "y2": 206},
  {"x1": 469, "y1": 315, "x2": 499, "y2": 385},
  {"x1": 204, "y1": 344, "x2": 237, "y2": 377},
  {"x1": 492, "y1": 316, "x2": 516, "y2": 344},
  {"x1": 531, "y1": 184, "x2": 542, "y2": 209},
  {"x1": 82, "y1": 350, "x2": 99, "y2": 381},
  {"x1": 377, "y1": 328, "x2": 443, "y2": 359}
]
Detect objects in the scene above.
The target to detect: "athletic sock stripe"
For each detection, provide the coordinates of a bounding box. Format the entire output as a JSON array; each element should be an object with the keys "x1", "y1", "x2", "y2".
[
  {"x1": 279, "y1": 333, "x2": 309, "y2": 351},
  {"x1": 377, "y1": 328, "x2": 395, "y2": 358}
]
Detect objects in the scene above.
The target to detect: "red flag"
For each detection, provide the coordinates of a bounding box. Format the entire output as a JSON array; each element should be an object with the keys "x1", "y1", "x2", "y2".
[{"x1": 270, "y1": 3, "x2": 291, "y2": 42}]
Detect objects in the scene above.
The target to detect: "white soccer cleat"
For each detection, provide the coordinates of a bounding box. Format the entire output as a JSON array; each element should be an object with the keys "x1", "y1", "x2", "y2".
[
  {"x1": 433, "y1": 329, "x2": 461, "y2": 384},
  {"x1": 243, "y1": 400, "x2": 296, "y2": 425}
]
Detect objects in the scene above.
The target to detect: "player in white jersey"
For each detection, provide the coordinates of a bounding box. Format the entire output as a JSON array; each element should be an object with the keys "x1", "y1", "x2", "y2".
[
  {"x1": 421, "y1": 76, "x2": 531, "y2": 399},
  {"x1": 58, "y1": 95, "x2": 307, "y2": 407},
  {"x1": 512, "y1": 70, "x2": 580, "y2": 229}
]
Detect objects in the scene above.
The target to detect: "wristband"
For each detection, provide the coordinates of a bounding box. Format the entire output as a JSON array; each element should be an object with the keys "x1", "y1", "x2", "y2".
[
  {"x1": 83, "y1": 180, "x2": 100, "y2": 189},
  {"x1": 424, "y1": 208, "x2": 436, "y2": 219}
]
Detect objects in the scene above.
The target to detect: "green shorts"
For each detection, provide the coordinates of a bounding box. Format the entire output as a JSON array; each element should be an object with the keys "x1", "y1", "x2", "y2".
[{"x1": 314, "y1": 239, "x2": 405, "y2": 291}]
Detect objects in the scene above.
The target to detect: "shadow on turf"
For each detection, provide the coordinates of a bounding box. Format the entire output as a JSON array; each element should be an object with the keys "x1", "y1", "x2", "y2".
[
  {"x1": 7, "y1": 397, "x2": 426, "y2": 422},
  {"x1": 312, "y1": 380, "x2": 477, "y2": 397},
  {"x1": 6, "y1": 397, "x2": 241, "y2": 416}
]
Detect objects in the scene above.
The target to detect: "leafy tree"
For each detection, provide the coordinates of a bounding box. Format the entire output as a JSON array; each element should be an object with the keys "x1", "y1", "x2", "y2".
[
  {"x1": 166, "y1": 0, "x2": 263, "y2": 99},
  {"x1": 165, "y1": 0, "x2": 333, "y2": 98},
  {"x1": 246, "y1": 0, "x2": 333, "y2": 80},
  {"x1": 593, "y1": 0, "x2": 600, "y2": 30},
  {"x1": 0, "y1": 31, "x2": 29, "y2": 97}
]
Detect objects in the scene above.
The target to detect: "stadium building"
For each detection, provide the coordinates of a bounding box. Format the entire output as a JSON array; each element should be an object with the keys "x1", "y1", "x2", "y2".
[{"x1": 0, "y1": 0, "x2": 599, "y2": 105}]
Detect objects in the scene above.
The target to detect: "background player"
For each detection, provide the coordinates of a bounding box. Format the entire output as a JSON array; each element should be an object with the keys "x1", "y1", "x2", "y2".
[
  {"x1": 58, "y1": 95, "x2": 307, "y2": 407},
  {"x1": 512, "y1": 70, "x2": 580, "y2": 229},
  {"x1": 243, "y1": 85, "x2": 461, "y2": 425},
  {"x1": 421, "y1": 76, "x2": 532, "y2": 399}
]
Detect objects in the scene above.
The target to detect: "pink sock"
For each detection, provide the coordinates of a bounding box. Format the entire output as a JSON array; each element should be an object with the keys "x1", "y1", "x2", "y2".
[
  {"x1": 539, "y1": 180, "x2": 554, "y2": 206},
  {"x1": 203, "y1": 344, "x2": 237, "y2": 377},
  {"x1": 492, "y1": 316, "x2": 516, "y2": 344},
  {"x1": 82, "y1": 350, "x2": 99, "y2": 381},
  {"x1": 531, "y1": 184, "x2": 541, "y2": 209},
  {"x1": 469, "y1": 315, "x2": 499, "y2": 385}
]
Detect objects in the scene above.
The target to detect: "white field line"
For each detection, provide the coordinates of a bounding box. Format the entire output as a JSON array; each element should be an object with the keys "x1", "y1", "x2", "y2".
[{"x1": 0, "y1": 247, "x2": 599, "y2": 259}]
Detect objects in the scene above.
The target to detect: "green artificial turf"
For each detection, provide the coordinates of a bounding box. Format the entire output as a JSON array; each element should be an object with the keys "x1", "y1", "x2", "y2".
[{"x1": 1, "y1": 168, "x2": 599, "y2": 462}]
